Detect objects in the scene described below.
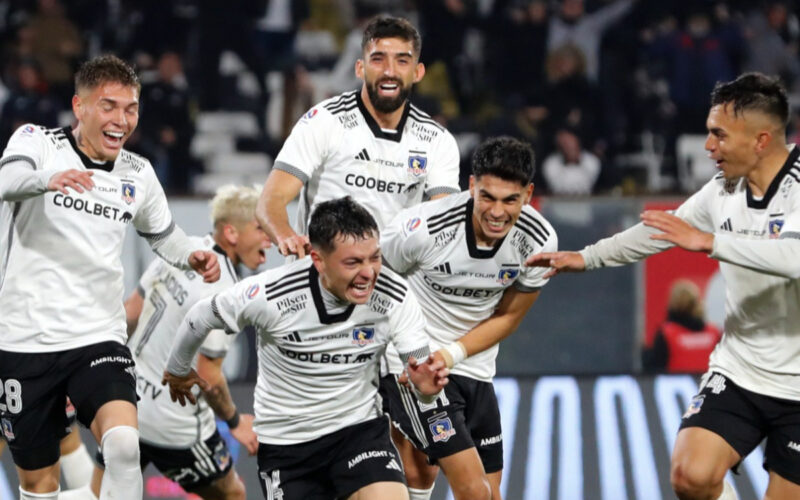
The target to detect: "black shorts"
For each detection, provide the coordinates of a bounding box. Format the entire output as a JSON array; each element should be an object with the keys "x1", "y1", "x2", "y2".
[
  {"x1": 680, "y1": 371, "x2": 800, "y2": 485},
  {"x1": 257, "y1": 417, "x2": 406, "y2": 499},
  {"x1": 0, "y1": 341, "x2": 138, "y2": 470},
  {"x1": 95, "y1": 429, "x2": 233, "y2": 491},
  {"x1": 379, "y1": 373, "x2": 503, "y2": 473}
]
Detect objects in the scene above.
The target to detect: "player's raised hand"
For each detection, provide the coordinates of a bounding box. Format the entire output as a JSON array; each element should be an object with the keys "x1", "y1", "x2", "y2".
[
  {"x1": 230, "y1": 413, "x2": 259, "y2": 456},
  {"x1": 407, "y1": 355, "x2": 449, "y2": 395},
  {"x1": 276, "y1": 233, "x2": 312, "y2": 259},
  {"x1": 189, "y1": 250, "x2": 220, "y2": 282},
  {"x1": 47, "y1": 169, "x2": 94, "y2": 194},
  {"x1": 525, "y1": 251, "x2": 586, "y2": 278},
  {"x1": 162, "y1": 368, "x2": 210, "y2": 406},
  {"x1": 641, "y1": 210, "x2": 713, "y2": 253}
]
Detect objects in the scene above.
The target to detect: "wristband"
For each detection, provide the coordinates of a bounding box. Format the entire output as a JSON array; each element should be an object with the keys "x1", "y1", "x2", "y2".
[
  {"x1": 441, "y1": 341, "x2": 467, "y2": 369},
  {"x1": 225, "y1": 410, "x2": 240, "y2": 429}
]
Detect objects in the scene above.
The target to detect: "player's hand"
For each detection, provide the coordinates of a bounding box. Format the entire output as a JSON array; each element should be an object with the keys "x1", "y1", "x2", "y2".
[
  {"x1": 641, "y1": 210, "x2": 713, "y2": 253},
  {"x1": 162, "y1": 368, "x2": 210, "y2": 406},
  {"x1": 407, "y1": 355, "x2": 449, "y2": 395},
  {"x1": 47, "y1": 169, "x2": 94, "y2": 194},
  {"x1": 276, "y1": 234, "x2": 311, "y2": 259},
  {"x1": 399, "y1": 350, "x2": 448, "y2": 387},
  {"x1": 189, "y1": 250, "x2": 220, "y2": 282},
  {"x1": 525, "y1": 251, "x2": 586, "y2": 278},
  {"x1": 229, "y1": 413, "x2": 259, "y2": 455}
]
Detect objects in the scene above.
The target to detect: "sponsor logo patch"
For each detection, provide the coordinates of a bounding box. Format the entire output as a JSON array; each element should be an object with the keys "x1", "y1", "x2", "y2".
[
  {"x1": 406, "y1": 217, "x2": 421, "y2": 233},
  {"x1": 246, "y1": 283, "x2": 260, "y2": 299}
]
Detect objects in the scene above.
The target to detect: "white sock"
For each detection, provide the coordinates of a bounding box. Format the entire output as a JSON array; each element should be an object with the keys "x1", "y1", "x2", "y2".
[
  {"x1": 58, "y1": 484, "x2": 98, "y2": 500},
  {"x1": 60, "y1": 443, "x2": 94, "y2": 489},
  {"x1": 408, "y1": 486, "x2": 435, "y2": 500},
  {"x1": 98, "y1": 426, "x2": 141, "y2": 500},
  {"x1": 18, "y1": 487, "x2": 59, "y2": 499},
  {"x1": 717, "y1": 479, "x2": 739, "y2": 500}
]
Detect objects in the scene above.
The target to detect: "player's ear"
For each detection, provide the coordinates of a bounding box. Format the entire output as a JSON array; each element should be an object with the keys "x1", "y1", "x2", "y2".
[
  {"x1": 72, "y1": 94, "x2": 82, "y2": 120},
  {"x1": 524, "y1": 182, "x2": 534, "y2": 203},
  {"x1": 355, "y1": 59, "x2": 364, "y2": 80},
  {"x1": 223, "y1": 224, "x2": 238, "y2": 245},
  {"x1": 310, "y1": 248, "x2": 324, "y2": 272},
  {"x1": 468, "y1": 175, "x2": 476, "y2": 195},
  {"x1": 413, "y1": 62, "x2": 425, "y2": 83}
]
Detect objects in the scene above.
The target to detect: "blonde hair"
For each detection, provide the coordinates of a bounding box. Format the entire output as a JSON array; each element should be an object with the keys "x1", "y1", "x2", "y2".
[
  {"x1": 667, "y1": 280, "x2": 704, "y2": 320},
  {"x1": 209, "y1": 184, "x2": 261, "y2": 228}
]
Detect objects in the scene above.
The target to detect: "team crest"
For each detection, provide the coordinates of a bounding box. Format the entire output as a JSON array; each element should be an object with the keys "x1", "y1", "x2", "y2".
[
  {"x1": 213, "y1": 443, "x2": 232, "y2": 470},
  {"x1": 352, "y1": 326, "x2": 375, "y2": 346},
  {"x1": 1, "y1": 418, "x2": 15, "y2": 442},
  {"x1": 429, "y1": 416, "x2": 456, "y2": 443},
  {"x1": 682, "y1": 395, "x2": 705, "y2": 419},
  {"x1": 121, "y1": 183, "x2": 136, "y2": 204},
  {"x1": 408, "y1": 154, "x2": 428, "y2": 177},
  {"x1": 769, "y1": 219, "x2": 784, "y2": 239},
  {"x1": 497, "y1": 268, "x2": 520, "y2": 285},
  {"x1": 406, "y1": 217, "x2": 421, "y2": 233}
]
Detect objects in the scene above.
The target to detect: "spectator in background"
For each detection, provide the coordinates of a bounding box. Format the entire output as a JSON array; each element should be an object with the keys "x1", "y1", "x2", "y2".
[
  {"x1": 23, "y1": 0, "x2": 83, "y2": 101},
  {"x1": 742, "y1": 1, "x2": 800, "y2": 90},
  {"x1": 548, "y1": 0, "x2": 635, "y2": 82},
  {"x1": 544, "y1": 43, "x2": 599, "y2": 146},
  {"x1": 642, "y1": 280, "x2": 722, "y2": 373},
  {"x1": 542, "y1": 127, "x2": 601, "y2": 195},
  {"x1": 138, "y1": 51, "x2": 197, "y2": 194},
  {"x1": 0, "y1": 58, "x2": 60, "y2": 148}
]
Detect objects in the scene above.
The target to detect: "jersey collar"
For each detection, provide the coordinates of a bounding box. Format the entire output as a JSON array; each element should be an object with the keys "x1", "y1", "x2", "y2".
[
  {"x1": 356, "y1": 91, "x2": 410, "y2": 143},
  {"x1": 465, "y1": 198, "x2": 506, "y2": 259},
  {"x1": 308, "y1": 264, "x2": 356, "y2": 324},
  {"x1": 63, "y1": 126, "x2": 116, "y2": 172},
  {"x1": 746, "y1": 145, "x2": 800, "y2": 209}
]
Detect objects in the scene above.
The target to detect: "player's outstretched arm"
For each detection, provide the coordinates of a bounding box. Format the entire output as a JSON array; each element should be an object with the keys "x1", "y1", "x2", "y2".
[
  {"x1": 257, "y1": 169, "x2": 311, "y2": 258},
  {"x1": 197, "y1": 353, "x2": 258, "y2": 455},
  {"x1": 641, "y1": 210, "x2": 714, "y2": 253},
  {"x1": 0, "y1": 162, "x2": 93, "y2": 202},
  {"x1": 525, "y1": 251, "x2": 586, "y2": 278}
]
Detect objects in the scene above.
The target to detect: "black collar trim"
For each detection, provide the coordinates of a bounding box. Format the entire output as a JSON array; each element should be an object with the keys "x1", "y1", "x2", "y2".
[
  {"x1": 355, "y1": 91, "x2": 409, "y2": 143},
  {"x1": 746, "y1": 146, "x2": 800, "y2": 209},
  {"x1": 465, "y1": 199, "x2": 506, "y2": 259},
  {"x1": 63, "y1": 126, "x2": 116, "y2": 172},
  {"x1": 308, "y1": 264, "x2": 355, "y2": 324}
]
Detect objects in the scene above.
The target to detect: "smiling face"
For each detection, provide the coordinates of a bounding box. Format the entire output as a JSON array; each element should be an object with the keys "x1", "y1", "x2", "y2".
[
  {"x1": 312, "y1": 233, "x2": 381, "y2": 304},
  {"x1": 470, "y1": 174, "x2": 533, "y2": 247},
  {"x1": 72, "y1": 80, "x2": 139, "y2": 162},
  {"x1": 705, "y1": 103, "x2": 767, "y2": 180},
  {"x1": 356, "y1": 37, "x2": 424, "y2": 114}
]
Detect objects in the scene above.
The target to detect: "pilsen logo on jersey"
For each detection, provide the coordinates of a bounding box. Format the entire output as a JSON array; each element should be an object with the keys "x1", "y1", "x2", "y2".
[
  {"x1": 769, "y1": 218, "x2": 784, "y2": 239},
  {"x1": 408, "y1": 152, "x2": 428, "y2": 177},
  {"x1": 121, "y1": 182, "x2": 136, "y2": 204},
  {"x1": 352, "y1": 326, "x2": 375, "y2": 346},
  {"x1": 429, "y1": 414, "x2": 456, "y2": 442},
  {"x1": 497, "y1": 268, "x2": 520, "y2": 284}
]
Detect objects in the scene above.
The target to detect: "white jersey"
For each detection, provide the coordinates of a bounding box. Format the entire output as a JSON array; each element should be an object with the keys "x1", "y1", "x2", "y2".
[
  {"x1": 0, "y1": 124, "x2": 174, "y2": 352},
  {"x1": 381, "y1": 191, "x2": 558, "y2": 381},
  {"x1": 582, "y1": 146, "x2": 800, "y2": 401},
  {"x1": 211, "y1": 257, "x2": 429, "y2": 445},
  {"x1": 130, "y1": 235, "x2": 239, "y2": 447},
  {"x1": 274, "y1": 90, "x2": 461, "y2": 232}
]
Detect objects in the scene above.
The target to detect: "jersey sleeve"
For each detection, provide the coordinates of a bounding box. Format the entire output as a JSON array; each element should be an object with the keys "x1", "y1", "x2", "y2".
[
  {"x1": 380, "y1": 207, "x2": 432, "y2": 273},
  {"x1": 424, "y1": 131, "x2": 461, "y2": 198},
  {"x1": 388, "y1": 287, "x2": 430, "y2": 363},
  {"x1": 673, "y1": 178, "x2": 717, "y2": 233},
  {"x1": 1, "y1": 124, "x2": 47, "y2": 170},
  {"x1": 133, "y1": 165, "x2": 173, "y2": 235},
  {"x1": 272, "y1": 107, "x2": 334, "y2": 183},
  {"x1": 211, "y1": 275, "x2": 267, "y2": 334},
  {"x1": 517, "y1": 224, "x2": 558, "y2": 291},
  {"x1": 198, "y1": 329, "x2": 235, "y2": 358}
]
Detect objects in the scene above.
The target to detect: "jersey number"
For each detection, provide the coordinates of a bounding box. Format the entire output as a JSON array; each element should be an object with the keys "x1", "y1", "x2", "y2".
[
  {"x1": 135, "y1": 289, "x2": 168, "y2": 356},
  {"x1": 0, "y1": 378, "x2": 22, "y2": 414}
]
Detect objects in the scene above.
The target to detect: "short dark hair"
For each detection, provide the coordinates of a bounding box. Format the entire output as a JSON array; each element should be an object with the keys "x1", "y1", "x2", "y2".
[
  {"x1": 309, "y1": 197, "x2": 379, "y2": 253},
  {"x1": 75, "y1": 55, "x2": 140, "y2": 95},
  {"x1": 471, "y1": 136, "x2": 535, "y2": 185},
  {"x1": 710, "y1": 72, "x2": 789, "y2": 126},
  {"x1": 361, "y1": 16, "x2": 421, "y2": 56}
]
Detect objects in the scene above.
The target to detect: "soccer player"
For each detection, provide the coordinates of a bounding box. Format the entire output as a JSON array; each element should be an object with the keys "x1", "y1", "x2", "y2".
[
  {"x1": 0, "y1": 55, "x2": 220, "y2": 500},
  {"x1": 62, "y1": 185, "x2": 268, "y2": 500},
  {"x1": 528, "y1": 73, "x2": 800, "y2": 500},
  {"x1": 163, "y1": 197, "x2": 450, "y2": 500},
  {"x1": 257, "y1": 15, "x2": 460, "y2": 258},
  {"x1": 379, "y1": 137, "x2": 557, "y2": 500}
]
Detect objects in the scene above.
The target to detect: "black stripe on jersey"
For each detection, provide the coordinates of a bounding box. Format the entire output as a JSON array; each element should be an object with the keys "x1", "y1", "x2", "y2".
[
  {"x1": 266, "y1": 283, "x2": 310, "y2": 301},
  {"x1": 429, "y1": 217, "x2": 465, "y2": 235},
  {"x1": 377, "y1": 274, "x2": 407, "y2": 296},
  {"x1": 224, "y1": 258, "x2": 238, "y2": 283},
  {"x1": 210, "y1": 295, "x2": 225, "y2": 324},
  {"x1": 374, "y1": 284, "x2": 404, "y2": 303},
  {"x1": 788, "y1": 168, "x2": 800, "y2": 183},
  {"x1": 264, "y1": 275, "x2": 310, "y2": 298},
  {"x1": 328, "y1": 103, "x2": 358, "y2": 115},
  {"x1": 408, "y1": 108, "x2": 444, "y2": 132},
  {"x1": 714, "y1": 172, "x2": 724, "y2": 180},
  {"x1": 323, "y1": 92, "x2": 357, "y2": 111},
  {"x1": 308, "y1": 265, "x2": 355, "y2": 324},
  {"x1": 428, "y1": 202, "x2": 469, "y2": 225},
  {"x1": 264, "y1": 267, "x2": 309, "y2": 291},
  {"x1": 518, "y1": 211, "x2": 550, "y2": 236},
  {"x1": 515, "y1": 225, "x2": 544, "y2": 246},
  {"x1": 0, "y1": 154, "x2": 36, "y2": 170},
  {"x1": 63, "y1": 125, "x2": 115, "y2": 171},
  {"x1": 137, "y1": 220, "x2": 176, "y2": 242}
]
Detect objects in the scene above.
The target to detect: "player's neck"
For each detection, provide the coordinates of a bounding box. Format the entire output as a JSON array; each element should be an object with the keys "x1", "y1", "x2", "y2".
[
  {"x1": 360, "y1": 86, "x2": 405, "y2": 130},
  {"x1": 471, "y1": 214, "x2": 499, "y2": 248},
  {"x1": 71, "y1": 124, "x2": 104, "y2": 163},
  {"x1": 213, "y1": 233, "x2": 240, "y2": 267},
  {"x1": 748, "y1": 144, "x2": 790, "y2": 197}
]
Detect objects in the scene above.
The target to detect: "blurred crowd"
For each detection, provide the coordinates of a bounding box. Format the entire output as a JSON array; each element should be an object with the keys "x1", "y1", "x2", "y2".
[{"x1": 2, "y1": 0, "x2": 800, "y2": 195}]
